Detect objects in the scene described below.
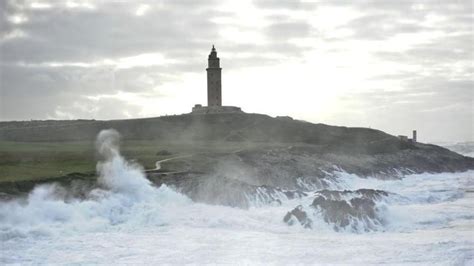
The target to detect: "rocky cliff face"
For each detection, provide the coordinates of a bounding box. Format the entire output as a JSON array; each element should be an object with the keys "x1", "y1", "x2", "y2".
[{"x1": 145, "y1": 141, "x2": 473, "y2": 208}]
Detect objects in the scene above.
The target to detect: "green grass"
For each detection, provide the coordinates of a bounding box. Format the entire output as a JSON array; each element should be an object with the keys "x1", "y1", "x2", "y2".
[
  {"x1": 0, "y1": 141, "x2": 95, "y2": 182},
  {"x1": 0, "y1": 140, "x2": 278, "y2": 182}
]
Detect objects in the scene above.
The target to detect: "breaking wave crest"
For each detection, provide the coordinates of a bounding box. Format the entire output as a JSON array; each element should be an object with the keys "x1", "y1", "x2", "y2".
[{"x1": 0, "y1": 129, "x2": 192, "y2": 241}]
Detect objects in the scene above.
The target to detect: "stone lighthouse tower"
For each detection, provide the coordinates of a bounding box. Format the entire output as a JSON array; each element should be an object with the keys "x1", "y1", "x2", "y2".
[
  {"x1": 207, "y1": 45, "x2": 222, "y2": 107},
  {"x1": 191, "y1": 45, "x2": 242, "y2": 114}
]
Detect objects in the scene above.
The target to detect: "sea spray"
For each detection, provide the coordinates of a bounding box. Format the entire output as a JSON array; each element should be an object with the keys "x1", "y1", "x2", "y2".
[
  {"x1": 0, "y1": 129, "x2": 190, "y2": 241},
  {"x1": 95, "y1": 129, "x2": 153, "y2": 200}
]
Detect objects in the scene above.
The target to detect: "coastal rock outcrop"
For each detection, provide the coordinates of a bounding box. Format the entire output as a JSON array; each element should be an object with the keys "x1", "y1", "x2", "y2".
[{"x1": 284, "y1": 189, "x2": 389, "y2": 231}]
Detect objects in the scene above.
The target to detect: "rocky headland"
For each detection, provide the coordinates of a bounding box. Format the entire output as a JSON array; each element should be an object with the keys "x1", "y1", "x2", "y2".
[{"x1": 1, "y1": 113, "x2": 473, "y2": 229}]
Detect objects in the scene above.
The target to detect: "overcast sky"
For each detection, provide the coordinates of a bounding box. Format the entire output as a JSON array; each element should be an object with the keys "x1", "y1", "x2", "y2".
[{"x1": 0, "y1": 0, "x2": 472, "y2": 142}]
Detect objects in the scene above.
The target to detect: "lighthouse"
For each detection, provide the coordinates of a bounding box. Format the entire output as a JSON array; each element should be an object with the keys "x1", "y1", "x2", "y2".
[
  {"x1": 191, "y1": 45, "x2": 242, "y2": 114},
  {"x1": 207, "y1": 45, "x2": 222, "y2": 107}
]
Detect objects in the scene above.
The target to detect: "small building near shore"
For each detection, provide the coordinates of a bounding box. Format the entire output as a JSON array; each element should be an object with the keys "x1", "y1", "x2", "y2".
[
  {"x1": 398, "y1": 135, "x2": 409, "y2": 141},
  {"x1": 398, "y1": 130, "x2": 418, "y2": 143}
]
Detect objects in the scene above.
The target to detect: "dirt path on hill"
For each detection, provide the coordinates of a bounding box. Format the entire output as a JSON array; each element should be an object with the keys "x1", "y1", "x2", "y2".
[{"x1": 153, "y1": 155, "x2": 193, "y2": 171}]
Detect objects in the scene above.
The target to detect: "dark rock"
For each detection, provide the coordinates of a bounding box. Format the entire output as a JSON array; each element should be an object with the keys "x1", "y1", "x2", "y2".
[
  {"x1": 0, "y1": 172, "x2": 96, "y2": 200},
  {"x1": 284, "y1": 188, "x2": 389, "y2": 231},
  {"x1": 148, "y1": 172, "x2": 307, "y2": 208},
  {"x1": 283, "y1": 205, "x2": 312, "y2": 228}
]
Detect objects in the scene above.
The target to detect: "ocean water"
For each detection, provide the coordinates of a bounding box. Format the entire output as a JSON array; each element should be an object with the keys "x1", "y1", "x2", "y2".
[{"x1": 1, "y1": 130, "x2": 473, "y2": 264}]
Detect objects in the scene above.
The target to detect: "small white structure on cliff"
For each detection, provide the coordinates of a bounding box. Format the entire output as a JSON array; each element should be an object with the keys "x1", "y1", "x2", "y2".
[{"x1": 192, "y1": 45, "x2": 243, "y2": 114}]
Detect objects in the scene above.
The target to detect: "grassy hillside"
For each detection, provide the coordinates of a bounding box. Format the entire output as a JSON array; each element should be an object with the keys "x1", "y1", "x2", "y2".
[
  {"x1": 0, "y1": 113, "x2": 390, "y2": 142},
  {"x1": 0, "y1": 140, "x2": 94, "y2": 182},
  {"x1": 0, "y1": 113, "x2": 420, "y2": 182},
  {"x1": 0, "y1": 138, "x2": 282, "y2": 182}
]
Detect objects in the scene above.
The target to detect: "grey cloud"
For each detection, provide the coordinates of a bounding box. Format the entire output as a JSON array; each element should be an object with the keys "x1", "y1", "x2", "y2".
[
  {"x1": 0, "y1": 0, "x2": 20, "y2": 37},
  {"x1": 325, "y1": 0, "x2": 471, "y2": 16},
  {"x1": 1, "y1": 0, "x2": 314, "y2": 67},
  {"x1": 338, "y1": 76, "x2": 473, "y2": 141},
  {"x1": 53, "y1": 96, "x2": 143, "y2": 120},
  {"x1": 342, "y1": 14, "x2": 427, "y2": 40},
  {"x1": 345, "y1": 76, "x2": 473, "y2": 113},
  {"x1": 265, "y1": 21, "x2": 312, "y2": 40},
  {"x1": 1, "y1": 1, "x2": 221, "y2": 64},
  {"x1": 0, "y1": 1, "x2": 10, "y2": 36},
  {"x1": 253, "y1": 0, "x2": 316, "y2": 10},
  {"x1": 220, "y1": 41, "x2": 311, "y2": 70},
  {"x1": 224, "y1": 55, "x2": 280, "y2": 70},
  {"x1": 329, "y1": 0, "x2": 472, "y2": 41},
  {"x1": 0, "y1": 94, "x2": 62, "y2": 120},
  {"x1": 326, "y1": 0, "x2": 473, "y2": 140},
  {"x1": 405, "y1": 78, "x2": 473, "y2": 106},
  {"x1": 2, "y1": 64, "x2": 115, "y2": 98},
  {"x1": 0, "y1": 63, "x2": 179, "y2": 98},
  {"x1": 0, "y1": 92, "x2": 142, "y2": 120},
  {"x1": 229, "y1": 39, "x2": 310, "y2": 55},
  {"x1": 0, "y1": 65, "x2": 146, "y2": 120},
  {"x1": 375, "y1": 33, "x2": 473, "y2": 78}
]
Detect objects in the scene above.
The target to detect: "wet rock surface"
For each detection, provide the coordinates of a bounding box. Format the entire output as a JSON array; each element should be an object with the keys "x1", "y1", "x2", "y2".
[
  {"x1": 284, "y1": 189, "x2": 389, "y2": 231},
  {"x1": 0, "y1": 172, "x2": 96, "y2": 200},
  {"x1": 284, "y1": 205, "x2": 312, "y2": 228},
  {"x1": 148, "y1": 172, "x2": 307, "y2": 208}
]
